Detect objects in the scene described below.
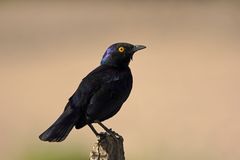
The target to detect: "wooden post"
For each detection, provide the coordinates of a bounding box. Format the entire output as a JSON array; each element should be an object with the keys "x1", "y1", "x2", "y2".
[{"x1": 89, "y1": 132, "x2": 125, "y2": 160}]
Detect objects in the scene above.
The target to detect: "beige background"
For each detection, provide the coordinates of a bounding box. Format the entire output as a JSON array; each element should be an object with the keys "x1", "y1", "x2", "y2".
[{"x1": 1, "y1": 1, "x2": 240, "y2": 160}]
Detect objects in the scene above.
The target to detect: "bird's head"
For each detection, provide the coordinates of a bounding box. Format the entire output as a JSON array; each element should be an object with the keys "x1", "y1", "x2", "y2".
[{"x1": 101, "y1": 42, "x2": 146, "y2": 67}]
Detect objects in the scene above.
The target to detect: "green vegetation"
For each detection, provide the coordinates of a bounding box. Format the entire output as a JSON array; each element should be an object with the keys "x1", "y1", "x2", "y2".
[{"x1": 22, "y1": 146, "x2": 88, "y2": 160}]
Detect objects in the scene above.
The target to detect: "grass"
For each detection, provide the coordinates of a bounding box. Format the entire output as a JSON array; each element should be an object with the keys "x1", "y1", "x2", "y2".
[{"x1": 22, "y1": 146, "x2": 89, "y2": 160}]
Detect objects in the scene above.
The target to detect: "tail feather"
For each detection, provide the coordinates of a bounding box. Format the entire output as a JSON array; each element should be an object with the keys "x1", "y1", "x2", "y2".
[{"x1": 39, "y1": 105, "x2": 78, "y2": 142}]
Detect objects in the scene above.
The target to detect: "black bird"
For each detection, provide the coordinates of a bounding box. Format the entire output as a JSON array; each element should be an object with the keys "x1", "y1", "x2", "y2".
[{"x1": 39, "y1": 42, "x2": 146, "y2": 142}]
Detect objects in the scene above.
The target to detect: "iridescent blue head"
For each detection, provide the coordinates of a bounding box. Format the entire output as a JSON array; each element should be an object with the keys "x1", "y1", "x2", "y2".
[{"x1": 101, "y1": 42, "x2": 146, "y2": 67}]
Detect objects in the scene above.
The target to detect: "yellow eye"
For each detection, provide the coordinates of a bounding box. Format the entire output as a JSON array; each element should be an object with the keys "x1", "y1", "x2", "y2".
[{"x1": 118, "y1": 47, "x2": 125, "y2": 53}]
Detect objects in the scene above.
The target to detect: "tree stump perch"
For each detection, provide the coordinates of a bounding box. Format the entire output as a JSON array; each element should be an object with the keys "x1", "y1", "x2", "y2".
[{"x1": 89, "y1": 132, "x2": 125, "y2": 160}]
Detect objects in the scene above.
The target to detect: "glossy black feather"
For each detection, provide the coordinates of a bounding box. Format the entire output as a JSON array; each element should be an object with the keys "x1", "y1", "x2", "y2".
[
  {"x1": 39, "y1": 104, "x2": 78, "y2": 142},
  {"x1": 71, "y1": 65, "x2": 133, "y2": 127}
]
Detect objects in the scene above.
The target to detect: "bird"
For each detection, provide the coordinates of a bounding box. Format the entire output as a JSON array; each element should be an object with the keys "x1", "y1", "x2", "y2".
[{"x1": 39, "y1": 42, "x2": 146, "y2": 142}]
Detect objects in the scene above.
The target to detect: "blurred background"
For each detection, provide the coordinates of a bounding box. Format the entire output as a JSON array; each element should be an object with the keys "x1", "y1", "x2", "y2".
[{"x1": 1, "y1": 0, "x2": 240, "y2": 160}]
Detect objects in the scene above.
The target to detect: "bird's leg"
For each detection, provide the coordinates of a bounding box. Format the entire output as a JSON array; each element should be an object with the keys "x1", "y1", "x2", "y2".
[
  {"x1": 88, "y1": 123, "x2": 99, "y2": 136},
  {"x1": 95, "y1": 120, "x2": 112, "y2": 133},
  {"x1": 88, "y1": 123, "x2": 106, "y2": 140},
  {"x1": 95, "y1": 120, "x2": 121, "y2": 139}
]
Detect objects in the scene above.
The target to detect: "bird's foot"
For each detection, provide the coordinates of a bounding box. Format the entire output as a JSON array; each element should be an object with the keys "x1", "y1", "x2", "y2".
[
  {"x1": 96, "y1": 132, "x2": 107, "y2": 141},
  {"x1": 94, "y1": 121, "x2": 122, "y2": 140},
  {"x1": 105, "y1": 129, "x2": 123, "y2": 140}
]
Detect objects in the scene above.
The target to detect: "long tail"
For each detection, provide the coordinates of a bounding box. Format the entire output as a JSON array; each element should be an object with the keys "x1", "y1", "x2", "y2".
[{"x1": 39, "y1": 104, "x2": 78, "y2": 142}]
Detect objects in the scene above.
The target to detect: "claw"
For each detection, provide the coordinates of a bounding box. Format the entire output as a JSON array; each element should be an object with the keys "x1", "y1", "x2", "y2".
[
  {"x1": 96, "y1": 132, "x2": 107, "y2": 141},
  {"x1": 94, "y1": 120, "x2": 122, "y2": 140},
  {"x1": 106, "y1": 129, "x2": 122, "y2": 140}
]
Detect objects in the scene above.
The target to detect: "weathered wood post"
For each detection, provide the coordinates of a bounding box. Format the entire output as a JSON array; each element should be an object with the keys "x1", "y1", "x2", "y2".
[{"x1": 89, "y1": 132, "x2": 125, "y2": 160}]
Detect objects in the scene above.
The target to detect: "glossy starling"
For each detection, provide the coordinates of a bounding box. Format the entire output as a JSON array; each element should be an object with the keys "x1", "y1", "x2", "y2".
[{"x1": 39, "y1": 42, "x2": 146, "y2": 142}]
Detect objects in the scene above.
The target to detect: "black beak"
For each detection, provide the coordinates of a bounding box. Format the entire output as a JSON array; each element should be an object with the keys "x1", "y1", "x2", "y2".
[
  {"x1": 130, "y1": 45, "x2": 146, "y2": 60},
  {"x1": 132, "y1": 45, "x2": 146, "y2": 53}
]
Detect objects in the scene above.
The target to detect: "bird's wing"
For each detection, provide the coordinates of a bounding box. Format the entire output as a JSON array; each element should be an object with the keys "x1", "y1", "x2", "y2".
[
  {"x1": 85, "y1": 83, "x2": 121, "y2": 122},
  {"x1": 67, "y1": 65, "x2": 131, "y2": 122},
  {"x1": 85, "y1": 69, "x2": 132, "y2": 122},
  {"x1": 67, "y1": 66, "x2": 106, "y2": 111}
]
